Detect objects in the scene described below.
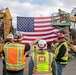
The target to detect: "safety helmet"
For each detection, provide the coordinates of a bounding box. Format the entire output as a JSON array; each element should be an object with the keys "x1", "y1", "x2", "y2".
[
  {"x1": 14, "y1": 33, "x2": 22, "y2": 41},
  {"x1": 38, "y1": 40, "x2": 47, "y2": 50},
  {"x1": 7, "y1": 33, "x2": 14, "y2": 40},
  {"x1": 58, "y1": 33, "x2": 64, "y2": 39}
]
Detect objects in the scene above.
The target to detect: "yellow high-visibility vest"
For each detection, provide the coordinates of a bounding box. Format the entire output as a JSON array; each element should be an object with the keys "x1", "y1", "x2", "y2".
[
  {"x1": 34, "y1": 45, "x2": 39, "y2": 52},
  {"x1": 54, "y1": 42, "x2": 68, "y2": 64},
  {"x1": 32, "y1": 51, "x2": 53, "y2": 75}
]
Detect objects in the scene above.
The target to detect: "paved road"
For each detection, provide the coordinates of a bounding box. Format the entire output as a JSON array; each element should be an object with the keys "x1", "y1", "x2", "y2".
[
  {"x1": 64, "y1": 56, "x2": 76, "y2": 75},
  {"x1": 0, "y1": 56, "x2": 76, "y2": 75}
]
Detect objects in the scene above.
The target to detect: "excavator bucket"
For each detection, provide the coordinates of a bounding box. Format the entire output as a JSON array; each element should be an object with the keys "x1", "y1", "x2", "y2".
[{"x1": 5, "y1": 8, "x2": 12, "y2": 20}]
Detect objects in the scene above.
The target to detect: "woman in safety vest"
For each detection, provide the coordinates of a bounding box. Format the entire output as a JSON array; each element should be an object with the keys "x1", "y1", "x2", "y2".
[
  {"x1": 4, "y1": 33, "x2": 41, "y2": 75},
  {"x1": 54, "y1": 33, "x2": 68, "y2": 75},
  {"x1": 29, "y1": 40, "x2": 57, "y2": 75}
]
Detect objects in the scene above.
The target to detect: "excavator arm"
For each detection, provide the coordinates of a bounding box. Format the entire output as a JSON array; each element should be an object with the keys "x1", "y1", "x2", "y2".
[
  {"x1": 67, "y1": 42, "x2": 76, "y2": 52},
  {"x1": 0, "y1": 8, "x2": 12, "y2": 52},
  {"x1": 3, "y1": 8, "x2": 12, "y2": 39}
]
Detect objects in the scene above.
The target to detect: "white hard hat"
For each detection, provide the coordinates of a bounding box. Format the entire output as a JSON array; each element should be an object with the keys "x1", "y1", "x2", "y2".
[
  {"x1": 7, "y1": 33, "x2": 14, "y2": 39},
  {"x1": 38, "y1": 40, "x2": 47, "y2": 50}
]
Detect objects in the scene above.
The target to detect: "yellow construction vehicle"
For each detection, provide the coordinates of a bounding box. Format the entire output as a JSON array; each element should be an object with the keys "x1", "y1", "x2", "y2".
[
  {"x1": 0, "y1": 8, "x2": 12, "y2": 52},
  {"x1": 51, "y1": 9, "x2": 76, "y2": 54},
  {"x1": 69, "y1": 8, "x2": 76, "y2": 23}
]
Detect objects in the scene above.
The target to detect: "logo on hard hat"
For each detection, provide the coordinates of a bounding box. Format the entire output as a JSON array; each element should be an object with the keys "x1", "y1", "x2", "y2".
[{"x1": 38, "y1": 40, "x2": 47, "y2": 49}]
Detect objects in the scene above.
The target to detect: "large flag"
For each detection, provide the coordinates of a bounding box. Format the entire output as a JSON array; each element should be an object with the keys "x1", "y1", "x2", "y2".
[{"x1": 17, "y1": 16, "x2": 60, "y2": 44}]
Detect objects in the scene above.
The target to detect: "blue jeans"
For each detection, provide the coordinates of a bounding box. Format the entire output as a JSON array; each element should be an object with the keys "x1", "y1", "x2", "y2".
[
  {"x1": 28, "y1": 57, "x2": 34, "y2": 75},
  {"x1": 57, "y1": 63, "x2": 66, "y2": 75},
  {"x1": 3, "y1": 61, "x2": 7, "y2": 75},
  {"x1": 52, "y1": 58, "x2": 57, "y2": 75}
]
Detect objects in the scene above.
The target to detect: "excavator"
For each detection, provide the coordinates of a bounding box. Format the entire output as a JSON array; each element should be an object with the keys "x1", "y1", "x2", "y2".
[
  {"x1": 0, "y1": 8, "x2": 12, "y2": 52},
  {"x1": 51, "y1": 8, "x2": 76, "y2": 58},
  {"x1": 70, "y1": 8, "x2": 76, "y2": 23},
  {"x1": 68, "y1": 8, "x2": 76, "y2": 53}
]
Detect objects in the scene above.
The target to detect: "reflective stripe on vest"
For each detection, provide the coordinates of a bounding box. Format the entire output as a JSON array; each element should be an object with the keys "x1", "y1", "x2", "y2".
[
  {"x1": 4, "y1": 43, "x2": 26, "y2": 71},
  {"x1": 54, "y1": 42, "x2": 68, "y2": 64},
  {"x1": 32, "y1": 51, "x2": 53, "y2": 75},
  {"x1": 32, "y1": 74, "x2": 51, "y2": 75},
  {"x1": 33, "y1": 71, "x2": 52, "y2": 74}
]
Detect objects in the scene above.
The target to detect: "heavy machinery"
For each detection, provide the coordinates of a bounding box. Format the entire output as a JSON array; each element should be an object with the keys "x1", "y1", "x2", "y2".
[
  {"x1": 0, "y1": 8, "x2": 12, "y2": 52},
  {"x1": 51, "y1": 9, "x2": 76, "y2": 55},
  {"x1": 70, "y1": 8, "x2": 76, "y2": 23}
]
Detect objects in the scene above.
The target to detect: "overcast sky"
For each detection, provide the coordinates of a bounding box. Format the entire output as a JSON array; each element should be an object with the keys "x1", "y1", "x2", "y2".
[{"x1": 0, "y1": 0, "x2": 76, "y2": 28}]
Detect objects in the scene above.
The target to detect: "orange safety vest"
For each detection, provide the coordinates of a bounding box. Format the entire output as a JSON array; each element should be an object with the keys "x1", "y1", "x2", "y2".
[{"x1": 4, "y1": 42, "x2": 26, "y2": 71}]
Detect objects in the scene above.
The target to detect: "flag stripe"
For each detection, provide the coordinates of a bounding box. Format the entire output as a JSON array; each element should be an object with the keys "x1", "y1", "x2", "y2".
[
  {"x1": 34, "y1": 16, "x2": 51, "y2": 19},
  {"x1": 34, "y1": 25, "x2": 51, "y2": 28},
  {"x1": 17, "y1": 16, "x2": 60, "y2": 44},
  {"x1": 21, "y1": 38, "x2": 57, "y2": 44},
  {"x1": 22, "y1": 30, "x2": 60, "y2": 36},
  {"x1": 22, "y1": 32, "x2": 60, "y2": 37},
  {"x1": 23, "y1": 35, "x2": 58, "y2": 40}
]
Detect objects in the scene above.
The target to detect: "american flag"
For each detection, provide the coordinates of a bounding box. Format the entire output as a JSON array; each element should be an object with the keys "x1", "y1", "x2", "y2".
[{"x1": 17, "y1": 16, "x2": 60, "y2": 44}]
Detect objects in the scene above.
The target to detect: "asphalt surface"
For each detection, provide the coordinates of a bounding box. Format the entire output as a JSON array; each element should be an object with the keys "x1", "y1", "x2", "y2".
[
  {"x1": 0, "y1": 56, "x2": 76, "y2": 75},
  {"x1": 64, "y1": 56, "x2": 76, "y2": 75}
]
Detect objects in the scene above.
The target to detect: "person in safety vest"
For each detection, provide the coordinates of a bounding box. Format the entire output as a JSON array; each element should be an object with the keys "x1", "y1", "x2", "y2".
[
  {"x1": 29, "y1": 39, "x2": 57, "y2": 75},
  {"x1": 4, "y1": 33, "x2": 41, "y2": 75},
  {"x1": 54, "y1": 33, "x2": 68, "y2": 75},
  {"x1": 0, "y1": 33, "x2": 14, "y2": 75},
  {"x1": 58, "y1": 9, "x2": 67, "y2": 22}
]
